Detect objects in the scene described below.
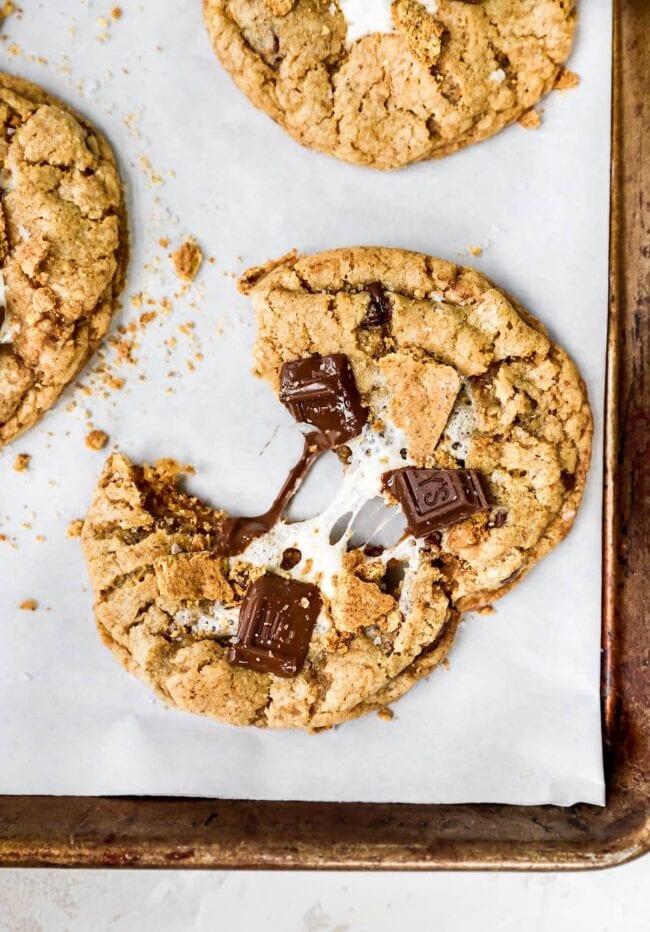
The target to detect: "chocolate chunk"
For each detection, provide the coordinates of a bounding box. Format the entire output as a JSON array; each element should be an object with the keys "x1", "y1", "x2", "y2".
[
  {"x1": 561, "y1": 470, "x2": 576, "y2": 491},
  {"x1": 386, "y1": 467, "x2": 491, "y2": 537},
  {"x1": 280, "y1": 353, "x2": 368, "y2": 445},
  {"x1": 425, "y1": 530, "x2": 443, "y2": 547},
  {"x1": 280, "y1": 547, "x2": 302, "y2": 570},
  {"x1": 492, "y1": 510, "x2": 507, "y2": 528},
  {"x1": 361, "y1": 282, "x2": 392, "y2": 329},
  {"x1": 227, "y1": 573, "x2": 322, "y2": 678}
]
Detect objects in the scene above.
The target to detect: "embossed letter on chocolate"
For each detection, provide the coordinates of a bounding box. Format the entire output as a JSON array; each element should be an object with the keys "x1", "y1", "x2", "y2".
[
  {"x1": 279, "y1": 354, "x2": 368, "y2": 446},
  {"x1": 386, "y1": 468, "x2": 491, "y2": 537},
  {"x1": 227, "y1": 573, "x2": 322, "y2": 678}
]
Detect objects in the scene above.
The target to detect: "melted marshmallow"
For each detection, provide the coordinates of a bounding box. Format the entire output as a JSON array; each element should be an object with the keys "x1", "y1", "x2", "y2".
[
  {"x1": 338, "y1": 0, "x2": 439, "y2": 44},
  {"x1": 174, "y1": 414, "x2": 418, "y2": 637}
]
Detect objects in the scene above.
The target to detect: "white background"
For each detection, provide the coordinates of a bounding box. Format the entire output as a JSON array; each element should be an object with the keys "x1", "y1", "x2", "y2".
[
  {"x1": 0, "y1": 0, "x2": 611, "y2": 804},
  {"x1": 1, "y1": 858, "x2": 649, "y2": 931}
]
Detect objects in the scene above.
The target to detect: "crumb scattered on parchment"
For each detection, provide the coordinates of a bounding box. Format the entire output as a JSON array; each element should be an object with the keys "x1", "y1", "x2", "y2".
[
  {"x1": 1, "y1": 1, "x2": 19, "y2": 18},
  {"x1": 554, "y1": 68, "x2": 579, "y2": 91},
  {"x1": 111, "y1": 5, "x2": 123, "y2": 18},
  {"x1": 468, "y1": 245, "x2": 483, "y2": 257},
  {"x1": 138, "y1": 155, "x2": 163, "y2": 187},
  {"x1": 12, "y1": 453, "x2": 31, "y2": 472},
  {"x1": 519, "y1": 108, "x2": 541, "y2": 130},
  {"x1": 67, "y1": 519, "x2": 84, "y2": 539},
  {"x1": 19, "y1": 599, "x2": 38, "y2": 611},
  {"x1": 171, "y1": 239, "x2": 203, "y2": 282},
  {"x1": 123, "y1": 111, "x2": 141, "y2": 138},
  {"x1": 377, "y1": 706, "x2": 395, "y2": 721},
  {"x1": 85, "y1": 429, "x2": 109, "y2": 451}
]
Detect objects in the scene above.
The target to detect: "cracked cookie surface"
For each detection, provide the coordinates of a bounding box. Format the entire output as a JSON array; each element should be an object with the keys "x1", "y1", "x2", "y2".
[
  {"x1": 0, "y1": 73, "x2": 127, "y2": 445},
  {"x1": 82, "y1": 247, "x2": 592, "y2": 730},
  {"x1": 203, "y1": 0, "x2": 577, "y2": 169}
]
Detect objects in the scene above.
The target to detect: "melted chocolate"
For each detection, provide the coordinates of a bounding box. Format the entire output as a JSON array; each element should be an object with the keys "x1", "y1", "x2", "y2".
[
  {"x1": 214, "y1": 432, "x2": 329, "y2": 557},
  {"x1": 386, "y1": 467, "x2": 491, "y2": 537},
  {"x1": 227, "y1": 573, "x2": 322, "y2": 678},
  {"x1": 361, "y1": 282, "x2": 392, "y2": 329},
  {"x1": 279, "y1": 353, "x2": 368, "y2": 446},
  {"x1": 214, "y1": 354, "x2": 366, "y2": 557}
]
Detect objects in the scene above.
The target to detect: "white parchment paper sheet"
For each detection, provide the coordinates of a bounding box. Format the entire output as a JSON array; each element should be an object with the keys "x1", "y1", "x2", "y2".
[{"x1": 0, "y1": 0, "x2": 611, "y2": 804}]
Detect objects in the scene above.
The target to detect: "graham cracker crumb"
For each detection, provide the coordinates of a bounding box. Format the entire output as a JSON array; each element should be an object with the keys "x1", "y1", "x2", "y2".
[
  {"x1": 377, "y1": 706, "x2": 395, "y2": 721},
  {"x1": 19, "y1": 599, "x2": 38, "y2": 611},
  {"x1": 138, "y1": 155, "x2": 163, "y2": 187},
  {"x1": 554, "y1": 68, "x2": 579, "y2": 91},
  {"x1": 85, "y1": 429, "x2": 109, "y2": 451},
  {"x1": 171, "y1": 239, "x2": 203, "y2": 282},
  {"x1": 391, "y1": 0, "x2": 444, "y2": 67},
  {"x1": 518, "y1": 108, "x2": 542, "y2": 130},
  {"x1": 266, "y1": 0, "x2": 294, "y2": 14},
  {"x1": 67, "y1": 518, "x2": 84, "y2": 538},
  {"x1": 12, "y1": 453, "x2": 31, "y2": 472},
  {"x1": 379, "y1": 353, "x2": 460, "y2": 465}
]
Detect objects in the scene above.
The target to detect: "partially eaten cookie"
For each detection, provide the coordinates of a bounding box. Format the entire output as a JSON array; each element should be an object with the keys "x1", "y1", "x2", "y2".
[{"x1": 82, "y1": 247, "x2": 592, "y2": 729}]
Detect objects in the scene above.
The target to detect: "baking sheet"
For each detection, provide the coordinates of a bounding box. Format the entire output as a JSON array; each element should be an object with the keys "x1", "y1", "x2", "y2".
[{"x1": 0, "y1": 0, "x2": 610, "y2": 805}]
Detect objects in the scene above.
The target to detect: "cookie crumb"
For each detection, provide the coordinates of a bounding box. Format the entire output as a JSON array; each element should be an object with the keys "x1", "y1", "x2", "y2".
[
  {"x1": 377, "y1": 706, "x2": 395, "y2": 721},
  {"x1": 138, "y1": 155, "x2": 163, "y2": 187},
  {"x1": 19, "y1": 599, "x2": 38, "y2": 611},
  {"x1": 171, "y1": 239, "x2": 203, "y2": 282},
  {"x1": 85, "y1": 429, "x2": 109, "y2": 451},
  {"x1": 265, "y1": 0, "x2": 294, "y2": 13},
  {"x1": 67, "y1": 518, "x2": 84, "y2": 538},
  {"x1": 391, "y1": 0, "x2": 444, "y2": 67},
  {"x1": 111, "y1": 5, "x2": 122, "y2": 18},
  {"x1": 518, "y1": 108, "x2": 541, "y2": 130},
  {"x1": 12, "y1": 453, "x2": 31, "y2": 472},
  {"x1": 554, "y1": 68, "x2": 579, "y2": 91},
  {"x1": 468, "y1": 245, "x2": 483, "y2": 257}
]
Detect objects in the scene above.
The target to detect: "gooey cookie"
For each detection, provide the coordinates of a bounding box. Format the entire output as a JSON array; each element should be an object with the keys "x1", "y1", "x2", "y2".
[
  {"x1": 0, "y1": 74, "x2": 127, "y2": 445},
  {"x1": 203, "y1": 0, "x2": 577, "y2": 169},
  {"x1": 82, "y1": 247, "x2": 592, "y2": 729}
]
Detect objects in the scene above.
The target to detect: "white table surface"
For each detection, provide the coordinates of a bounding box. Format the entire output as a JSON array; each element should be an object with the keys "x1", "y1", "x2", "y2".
[{"x1": 1, "y1": 856, "x2": 649, "y2": 931}]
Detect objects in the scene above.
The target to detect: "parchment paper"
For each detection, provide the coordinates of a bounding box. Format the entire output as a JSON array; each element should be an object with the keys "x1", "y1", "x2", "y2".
[{"x1": 0, "y1": 0, "x2": 611, "y2": 805}]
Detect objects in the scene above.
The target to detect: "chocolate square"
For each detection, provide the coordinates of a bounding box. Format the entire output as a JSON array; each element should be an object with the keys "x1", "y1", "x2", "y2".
[
  {"x1": 386, "y1": 468, "x2": 491, "y2": 537},
  {"x1": 279, "y1": 353, "x2": 368, "y2": 446},
  {"x1": 227, "y1": 573, "x2": 322, "y2": 678}
]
